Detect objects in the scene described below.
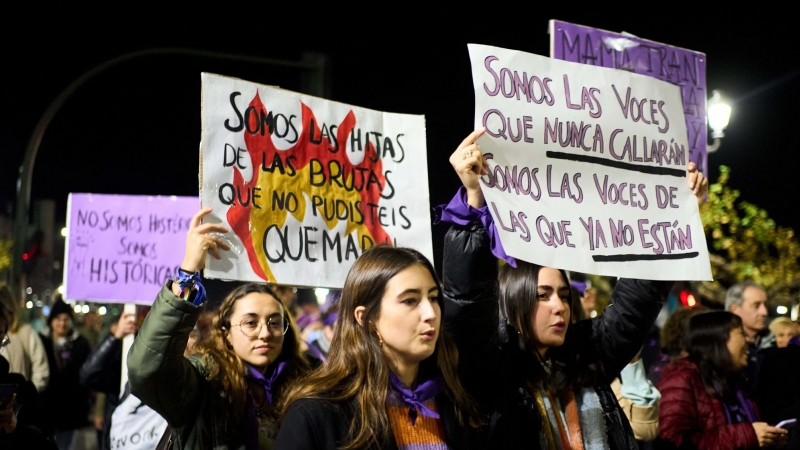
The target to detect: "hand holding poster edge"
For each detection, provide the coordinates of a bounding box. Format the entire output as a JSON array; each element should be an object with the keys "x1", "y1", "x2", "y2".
[{"x1": 466, "y1": 43, "x2": 712, "y2": 281}]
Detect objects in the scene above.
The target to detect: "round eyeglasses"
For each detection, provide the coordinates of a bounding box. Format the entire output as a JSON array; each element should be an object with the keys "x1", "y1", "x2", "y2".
[{"x1": 231, "y1": 316, "x2": 289, "y2": 338}]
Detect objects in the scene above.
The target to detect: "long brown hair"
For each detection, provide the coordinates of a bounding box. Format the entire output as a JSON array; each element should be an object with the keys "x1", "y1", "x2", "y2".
[
  {"x1": 195, "y1": 283, "x2": 309, "y2": 430},
  {"x1": 280, "y1": 245, "x2": 479, "y2": 449}
]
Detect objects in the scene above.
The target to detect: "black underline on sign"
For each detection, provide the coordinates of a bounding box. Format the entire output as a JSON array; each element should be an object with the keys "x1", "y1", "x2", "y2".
[
  {"x1": 545, "y1": 151, "x2": 685, "y2": 177},
  {"x1": 592, "y1": 252, "x2": 699, "y2": 262}
]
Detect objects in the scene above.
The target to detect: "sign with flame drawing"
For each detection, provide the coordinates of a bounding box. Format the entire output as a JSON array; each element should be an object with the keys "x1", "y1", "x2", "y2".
[{"x1": 200, "y1": 73, "x2": 433, "y2": 287}]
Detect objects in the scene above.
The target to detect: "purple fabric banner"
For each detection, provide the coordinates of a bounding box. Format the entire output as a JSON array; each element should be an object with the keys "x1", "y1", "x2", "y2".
[
  {"x1": 550, "y1": 20, "x2": 708, "y2": 176},
  {"x1": 64, "y1": 194, "x2": 198, "y2": 304}
]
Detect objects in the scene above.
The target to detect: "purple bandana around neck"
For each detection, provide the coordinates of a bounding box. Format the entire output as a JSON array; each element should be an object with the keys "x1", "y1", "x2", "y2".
[
  {"x1": 244, "y1": 361, "x2": 288, "y2": 450},
  {"x1": 248, "y1": 361, "x2": 288, "y2": 406},
  {"x1": 388, "y1": 371, "x2": 445, "y2": 426},
  {"x1": 721, "y1": 389, "x2": 758, "y2": 425},
  {"x1": 434, "y1": 186, "x2": 516, "y2": 267}
]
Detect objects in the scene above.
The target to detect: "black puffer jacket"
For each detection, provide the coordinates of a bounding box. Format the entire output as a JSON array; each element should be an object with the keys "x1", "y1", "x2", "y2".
[{"x1": 442, "y1": 222, "x2": 673, "y2": 449}]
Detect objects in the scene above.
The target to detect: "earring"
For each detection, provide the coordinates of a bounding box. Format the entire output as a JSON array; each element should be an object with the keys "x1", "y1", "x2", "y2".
[{"x1": 375, "y1": 330, "x2": 384, "y2": 348}]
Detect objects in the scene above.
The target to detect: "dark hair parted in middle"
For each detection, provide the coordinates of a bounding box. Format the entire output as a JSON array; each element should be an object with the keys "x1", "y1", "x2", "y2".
[
  {"x1": 280, "y1": 245, "x2": 479, "y2": 450},
  {"x1": 498, "y1": 261, "x2": 601, "y2": 388}
]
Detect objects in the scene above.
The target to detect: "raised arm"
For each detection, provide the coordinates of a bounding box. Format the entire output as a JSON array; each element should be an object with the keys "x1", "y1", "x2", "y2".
[
  {"x1": 439, "y1": 129, "x2": 504, "y2": 401},
  {"x1": 127, "y1": 284, "x2": 205, "y2": 427},
  {"x1": 578, "y1": 162, "x2": 707, "y2": 381},
  {"x1": 127, "y1": 208, "x2": 230, "y2": 427}
]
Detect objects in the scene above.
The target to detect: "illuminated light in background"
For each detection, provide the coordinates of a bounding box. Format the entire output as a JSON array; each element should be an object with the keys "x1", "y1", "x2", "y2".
[
  {"x1": 42, "y1": 306, "x2": 50, "y2": 316},
  {"x1": 679, "y1": 290, "x2": 697, "y2": 308},
  {"x1": 57, "y1": 285, "x2": 65, "y2": 295},
  {"x1": 81, "y1": 305, "x2": 90, "y2": 314},
  {"x1": 26, "y1": 287, "x2": 32, "y2": 295},
  {"x1": 99, "y1": 306, "x2": 107, "y2": 315},
  {"x1": 777, "y1": 305, "x2": 788, "y2": 315},
  {"x1": 590, "y1": 310, "x2": 598, "y2": 318},
  {"x1": 35, "y1": 301, "x2": 43, "y2": 307},
  {"x1": 73, "y1": 304, "x2": 82, "y2": 314},
  {"x1": 25, "y1": 301, "x2": 33, "y2": 309},
  {"x1": 61, "y1": 227, "x2": 68, "y2": 237},
  {"x1": 315, "y1": 288, "x2": 329, "y2": 305}
]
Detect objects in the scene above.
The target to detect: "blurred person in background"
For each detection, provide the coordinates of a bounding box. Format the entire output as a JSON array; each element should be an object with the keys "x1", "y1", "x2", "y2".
[
  {"x1": 647, "y1": 306, "x2": 706, "y2": 386},
  {"x1": 0, "y1": 283, "x2": 50, "y2": 392},
  {"x1": 757, "y1": 342, "x2": 800, "y2": 449},
  {"x1": 77, "y1": 310, "x2": 102, "y2": 349},
  {"x1": 612, "y1": 349, "x2": 661, "y2": 444},
  {"x1": 1, "y1": 301, "x2": 58, "y2": 449},
  {"x1": 79, "y1": 311, "x2": 137, "y2": 449},
  {"x1": 657, "y1": 311, "x2": 787, "y2": 449},
  {"x1": 40, "y1": 298, "x2": 92, "y2": 450},
  {"x1": 768, "y1": 317, "x2": 796, "y2": 349},
  {"x1": 726, "y1": 282, "x2": 774, "y2": 386}
]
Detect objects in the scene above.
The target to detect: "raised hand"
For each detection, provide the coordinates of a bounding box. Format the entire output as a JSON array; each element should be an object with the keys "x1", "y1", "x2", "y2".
[
  {"x1": 686, "y1": 162, "x2": 708, "y2": 205},
  {"x1": 113, "y1": 311, "x2": 138, "y2": 339},
  {"x1": 181, "y1": 208, "x2": 231, "y2": 273},
  {"x1": 448, "y1": 128, "x2": 489, "y2": 208}
]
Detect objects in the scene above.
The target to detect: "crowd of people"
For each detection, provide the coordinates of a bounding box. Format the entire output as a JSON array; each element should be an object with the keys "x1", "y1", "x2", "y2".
[{"x1": 0, "y1": 130, "x2": 798, "y2": 450}]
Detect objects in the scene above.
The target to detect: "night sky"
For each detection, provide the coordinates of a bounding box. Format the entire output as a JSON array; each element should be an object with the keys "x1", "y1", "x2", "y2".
[{"x1": 2, "y1": 8, "x2": 798, "y2": 274}]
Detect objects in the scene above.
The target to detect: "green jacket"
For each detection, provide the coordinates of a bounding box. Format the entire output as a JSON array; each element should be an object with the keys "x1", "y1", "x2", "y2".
[{"x1": 128, "y1": 282, "x2": 248, "y2": 450}]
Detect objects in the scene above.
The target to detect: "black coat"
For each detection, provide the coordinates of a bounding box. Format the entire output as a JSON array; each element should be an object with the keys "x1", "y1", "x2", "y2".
[
  {"x1": 40, "y1": 331, "x2": 92, "y2": 432},
  {"x1": 442, "y1": 222, "x2": 673, "y2": 450},
  {"x1": 276, "y1": 394, "x2": 478, "y2": 450},
  {"x1": 79, "y1": 333, "x2": 124, "y2": 450},
  {"x1": 757, "y1": 346, "x2": 800, "y2": 449}
]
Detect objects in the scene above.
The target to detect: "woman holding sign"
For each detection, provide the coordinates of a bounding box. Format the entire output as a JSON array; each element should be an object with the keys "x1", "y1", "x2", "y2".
[
  {"x1": 128, "y1": 208, "x2": 312, "y2": 450},
  {"x1": 438, "y1": 129, "x2": 707, "y2": 449},
  {"x1": 275, "y1": 245, "x2": 482, "y2": 450}
]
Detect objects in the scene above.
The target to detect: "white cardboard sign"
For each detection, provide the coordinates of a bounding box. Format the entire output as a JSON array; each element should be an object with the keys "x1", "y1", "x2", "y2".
[
  {"x1": 469, "y1": 44, "x2": 711, "y2": 281},
  {"x1": 200, "y1": 73, "x2": 433, "y2": 287}
]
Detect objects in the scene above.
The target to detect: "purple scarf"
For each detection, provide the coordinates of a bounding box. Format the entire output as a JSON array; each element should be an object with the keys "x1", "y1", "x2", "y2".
[
  {"x1": 388, "y1": 371, "x2": 444, "y2": 425},
  {"x1": 721, "y1": 390, "x2": 758, "y2": 425},
  {"x1": 244, "y1": 361, "x2": 287, "y2": 450},
  {"x1": 434, "y1": 186, "x2": 516, "y2": 267}
]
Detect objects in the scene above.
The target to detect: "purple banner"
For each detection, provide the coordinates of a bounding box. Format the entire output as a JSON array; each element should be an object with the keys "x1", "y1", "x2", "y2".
[
  {"x1": 64, "y1": 194, "x2": 198, "y2": 304},
  {"x1": 550, "y1": 20, "x2": 707, "y2": 176}
]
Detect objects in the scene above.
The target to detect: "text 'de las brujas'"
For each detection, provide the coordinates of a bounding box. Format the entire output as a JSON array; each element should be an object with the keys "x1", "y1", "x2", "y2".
[{"x1": 200, "y1": 73, "x2": 433, "y2": 288}]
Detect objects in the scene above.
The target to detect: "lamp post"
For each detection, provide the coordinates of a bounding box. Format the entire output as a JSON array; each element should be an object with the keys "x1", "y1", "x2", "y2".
[
  {"x1": 11, "y1": 48, "x2": 328, "y2": 293},
  {"x1": 707, "y1": 90, "x2": 733, "y2": 153}
]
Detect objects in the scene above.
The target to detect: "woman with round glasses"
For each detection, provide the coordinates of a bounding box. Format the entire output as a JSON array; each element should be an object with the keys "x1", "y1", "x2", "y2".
[{"x1": 128, "y1": 208, "x2": 311, "y2": 450}]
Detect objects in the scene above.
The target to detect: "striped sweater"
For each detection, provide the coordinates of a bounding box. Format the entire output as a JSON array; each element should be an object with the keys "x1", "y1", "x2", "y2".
[{"x1": 386, "y1": 390, "x2": 449, "y2": 450}]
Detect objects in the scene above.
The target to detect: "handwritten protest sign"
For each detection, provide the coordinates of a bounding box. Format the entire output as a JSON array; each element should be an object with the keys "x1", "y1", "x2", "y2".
[
  {"x1": 200, "y1": 73, "x2": 432, "y2": 288},
  {"x1": 550, "y1": 20, "x2": 708, "y2": 176},
  {"x1": 469, "y1": 44, "x2": 711, "y2": 281},
  {"x1": 64, "y1": 194, "x2": 196, "y2": 304}
]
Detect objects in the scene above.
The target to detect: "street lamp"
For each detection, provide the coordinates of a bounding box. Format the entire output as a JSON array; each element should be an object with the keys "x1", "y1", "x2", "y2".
[
  {"x1": 707, "y1": 90, "x2": 732, "y2": 153},
  {"x1": 11, "y1": 48, "x2": 328, "y2": 293}
]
